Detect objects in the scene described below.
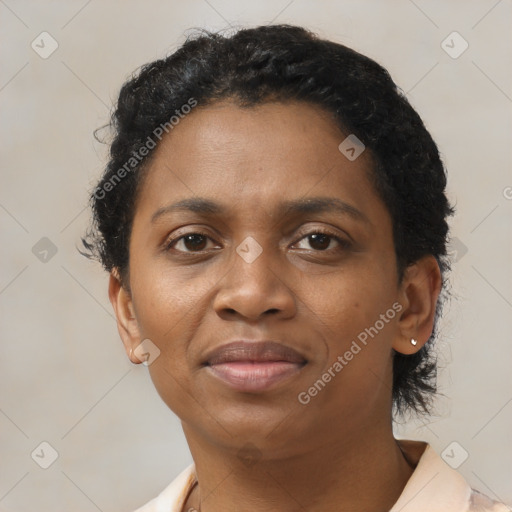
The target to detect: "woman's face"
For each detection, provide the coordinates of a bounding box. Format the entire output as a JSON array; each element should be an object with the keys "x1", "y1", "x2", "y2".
[{"x1": 113, "y1": 100, "x2": 424, "y2": 456}]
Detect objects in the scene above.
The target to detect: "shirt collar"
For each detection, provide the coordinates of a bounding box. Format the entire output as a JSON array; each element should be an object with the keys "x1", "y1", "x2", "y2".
[
  {"x1": 390, "y1": 439, "x2": 471, "y2": 512},
  {"x1": 154, "y1": 439, "x2": 473, "y2": 512}
]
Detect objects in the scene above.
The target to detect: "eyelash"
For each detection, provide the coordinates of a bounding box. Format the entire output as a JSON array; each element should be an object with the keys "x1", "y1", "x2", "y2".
[{"x1": 164, "y1": 228, "x2": 350, "y2": 254}]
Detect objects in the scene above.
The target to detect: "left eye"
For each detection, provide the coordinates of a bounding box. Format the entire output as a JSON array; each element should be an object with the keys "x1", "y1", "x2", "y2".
[{"x1": 294, "y1": 232, "x2": 348, "y2": 251}]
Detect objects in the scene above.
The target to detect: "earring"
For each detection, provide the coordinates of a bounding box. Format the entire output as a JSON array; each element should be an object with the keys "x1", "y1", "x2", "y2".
[{"x1": 411, "y1": 338, "x2": 418, "y2": 346}]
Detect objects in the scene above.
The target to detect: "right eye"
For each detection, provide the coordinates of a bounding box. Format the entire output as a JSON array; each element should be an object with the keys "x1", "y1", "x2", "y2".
[{"x1": 165, "y1": 232, "x2": 220, "y2": 253}]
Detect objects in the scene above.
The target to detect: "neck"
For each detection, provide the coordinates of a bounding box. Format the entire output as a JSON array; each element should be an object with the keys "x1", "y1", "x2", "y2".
[{"x1": 181, "y1": 417, "x2": 415, "y2": 512}]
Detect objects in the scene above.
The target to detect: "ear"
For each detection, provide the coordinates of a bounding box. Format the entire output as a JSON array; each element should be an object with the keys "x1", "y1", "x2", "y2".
[
  {"x1": 108, "y1": 269, "x2": 142, "y2": 364},
  {"x1": 393, "y1": 255, "x2": 442, "y2": 355}
]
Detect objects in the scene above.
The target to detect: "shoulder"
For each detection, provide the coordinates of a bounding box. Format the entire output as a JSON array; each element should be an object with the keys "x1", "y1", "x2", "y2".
[
  {"x1": 391, "y1": 439, "x2": 511, "y2": 512},
  {"x1": 132, "y1": 463, "x2": 196, "y2": 512},
  {"x1": 468, "y1": 488, "x2": 512, "y2": 512}
]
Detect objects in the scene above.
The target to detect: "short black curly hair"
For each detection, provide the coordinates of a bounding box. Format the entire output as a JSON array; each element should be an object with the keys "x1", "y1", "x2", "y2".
[{"x1": 82, "y1": 24, "x2": 455, "y2": 420}]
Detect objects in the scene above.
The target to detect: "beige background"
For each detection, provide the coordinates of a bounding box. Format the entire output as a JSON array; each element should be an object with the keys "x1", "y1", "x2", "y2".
[{"x1": 1, "y1": 0, "x2": 511, "y2": 510}]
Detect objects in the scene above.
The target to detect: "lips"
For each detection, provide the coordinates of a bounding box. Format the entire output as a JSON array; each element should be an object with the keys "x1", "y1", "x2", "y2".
[{"x1": 203, "y1": 341, "x2": 307, "y2": 392}]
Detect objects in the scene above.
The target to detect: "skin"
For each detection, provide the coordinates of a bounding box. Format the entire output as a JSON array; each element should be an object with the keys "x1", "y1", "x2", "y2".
[{"x1": 109, "y1": 99, "x2": 442, "y2": 512}]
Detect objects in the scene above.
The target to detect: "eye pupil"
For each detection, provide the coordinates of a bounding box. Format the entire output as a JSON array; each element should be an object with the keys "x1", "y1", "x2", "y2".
[
  {"x1": 184, "y1": 234, "x2": 207, "y2": 251},
  {"x1": 309, "y1": 233, "x2": 331, "y2": 250}
]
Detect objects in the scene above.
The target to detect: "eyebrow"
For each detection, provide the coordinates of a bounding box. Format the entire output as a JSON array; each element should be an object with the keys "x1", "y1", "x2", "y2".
[{"x1": 151, "y1": 196, "x2": 371, "y2": 225}]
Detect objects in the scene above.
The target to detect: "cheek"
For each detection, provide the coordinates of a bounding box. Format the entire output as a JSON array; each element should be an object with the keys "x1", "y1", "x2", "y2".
[
  {"x1": 129, "y1": 267, "x2": 212, "y2": 419},
  {"x1": 298, "y1": 257, "x2": 398, "y2": 407},
  {"x1": 131, "y1": 262, "x2": 214, "y2": 337},
  {"x1": 129, "y1": 260, "x2": 228, "y2": 378},
  {"x1": 302, "y1": 255, "x2": 398, "y2": 344},
  {"x1": 128, "y1": 267, "x2": 201, "y2": 383}
]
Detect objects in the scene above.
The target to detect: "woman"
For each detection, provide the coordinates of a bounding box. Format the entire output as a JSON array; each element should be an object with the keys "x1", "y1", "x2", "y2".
[{"x1": 82, "y1": 24, "x2": 511, "y2": 512}]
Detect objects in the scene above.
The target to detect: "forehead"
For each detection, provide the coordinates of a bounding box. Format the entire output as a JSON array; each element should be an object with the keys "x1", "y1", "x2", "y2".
[{"x1": 134, "y1": 99, "x2": 385, "y2": 223}]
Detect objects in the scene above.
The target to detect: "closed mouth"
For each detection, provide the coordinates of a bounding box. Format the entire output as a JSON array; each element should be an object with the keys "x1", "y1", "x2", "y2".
[{"x1": 203, "y1": 340, "x2": 307, "y2": 392}]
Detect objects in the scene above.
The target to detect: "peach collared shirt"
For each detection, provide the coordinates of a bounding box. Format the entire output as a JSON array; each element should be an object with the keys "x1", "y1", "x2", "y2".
[{"x1": 133, "y1": 440, "x2": 511, "y2": 512}]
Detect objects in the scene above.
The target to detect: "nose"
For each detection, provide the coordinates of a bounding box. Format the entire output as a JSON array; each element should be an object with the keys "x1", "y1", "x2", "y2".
[{"x1": 213, "y1": 244, "x2": 297, "y2": 322}]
